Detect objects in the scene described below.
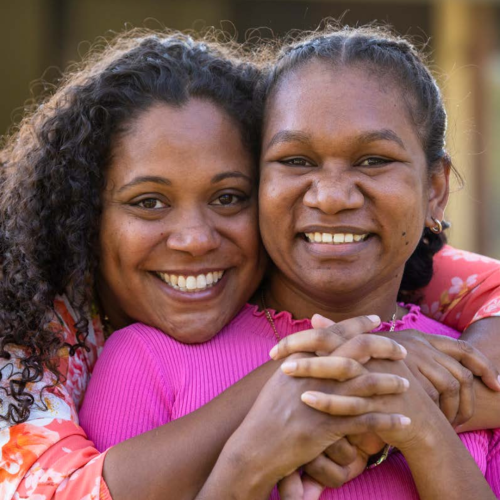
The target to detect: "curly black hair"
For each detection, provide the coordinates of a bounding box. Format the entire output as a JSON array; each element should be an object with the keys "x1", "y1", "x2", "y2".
[
  {"x1": 256, "y1": 23, "x2": 458, "y2": 301},
  {"x1": 0, "y1": 28, "x2": 262, "y2": 424}
]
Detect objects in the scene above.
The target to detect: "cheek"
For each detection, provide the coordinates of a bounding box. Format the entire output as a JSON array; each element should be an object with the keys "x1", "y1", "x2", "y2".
[
  {"x1": 100, "y1": 213, "x2": 160, "y2": 270},
  {"x1": 259, "y1": 174, "x2": 298, "y2": 234}
]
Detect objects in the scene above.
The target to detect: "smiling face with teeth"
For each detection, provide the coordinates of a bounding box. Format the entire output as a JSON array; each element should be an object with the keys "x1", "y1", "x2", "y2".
[
  {"x1": 259, "y1": 62, "x2": 449, "y2": 321},
  {"x1": 97, "y1": 99, "x2": 266, "y2": 343}
]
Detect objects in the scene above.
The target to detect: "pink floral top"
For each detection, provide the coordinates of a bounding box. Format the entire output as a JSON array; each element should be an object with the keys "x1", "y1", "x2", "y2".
[{"x1": 1, "y1": 245, "x2": 499, "y2": 500}]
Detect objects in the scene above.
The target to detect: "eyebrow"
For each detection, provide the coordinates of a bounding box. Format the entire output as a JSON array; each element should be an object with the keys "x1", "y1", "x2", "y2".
[
  {"x1": 117, "y1": 176, "x2": 171, "y2": 193},
  {"x1": 116, "y1": 171, "x2": 253, "y2": 193},
  {"x1": 265, "y1": 128, "x2": 406, "y2": 151},
  {"x1": 356, "y1": 129, "x2": 406, "y2": 150},
  {"x1": 210, "y1": 171, "x2": 253, "y2": 184},
  {"x1": 265, "y1": 130, "x2": 312, "y2": 150}
]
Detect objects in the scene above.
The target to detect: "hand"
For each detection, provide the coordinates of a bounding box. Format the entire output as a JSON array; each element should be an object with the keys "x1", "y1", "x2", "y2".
[
  {"x1": 299, "y1": 358, "x2": 448, "y2": 454},
  {"x1": 270, "y1": 314, "x2": 383, "y2": 360},
  {"x1": 377, "y1": 329, "x2": 500, "y2": 426},
  {"x1": 223, "y1": 353, "x2": 412, "y2": 489},
  {"x1": 278, "y1": 314, "x2": 500, "y2": 427}
]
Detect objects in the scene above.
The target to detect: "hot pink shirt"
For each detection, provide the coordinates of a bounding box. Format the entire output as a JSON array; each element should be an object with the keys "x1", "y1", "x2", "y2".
[{"x1": 80, "y1": 304, "x2": 500, "y2": 498}]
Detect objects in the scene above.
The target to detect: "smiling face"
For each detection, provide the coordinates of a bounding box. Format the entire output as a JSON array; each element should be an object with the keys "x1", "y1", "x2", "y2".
[
  {"x1": 259, "y1": 61, "x2": 449, "y2": 320},
  {"x1": 98, "y1": 99, "x2": 265, "y2": 343}
]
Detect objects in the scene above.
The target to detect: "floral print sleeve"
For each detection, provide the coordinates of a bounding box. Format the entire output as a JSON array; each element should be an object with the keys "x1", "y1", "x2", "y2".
[
  {"x1": 422, "y1": 245, "x2": 500, "y2": 331},
  {"x1": 0, "y1": 296, "x2": 112, "y2": 500}
]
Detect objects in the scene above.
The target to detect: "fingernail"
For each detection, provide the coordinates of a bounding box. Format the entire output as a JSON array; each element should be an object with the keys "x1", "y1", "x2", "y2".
[
  {"x1": 367, "y1": 315, "x2": 381, "y2": 324},
  {"x1": 301, "y1": 392, "x2": 318, "y2": 404},
  {"x1": 399, "y1": 345, "x2": 408, "y2": 357},
  {"x1": 400, "y1": 377, "x2": 410, "y2": 389},
  {"x1": 497, "y1": 375, "x2": 500, "y2": 387},
  {"x1": 400, "y1": 416, "x2": 411, "y2": 426},
  {"x1": 269, "y1": 345, "x2": 278, "y2": 359},
  {"x1": 281, "y1": 361, "x2": 297, "y2": 374}
]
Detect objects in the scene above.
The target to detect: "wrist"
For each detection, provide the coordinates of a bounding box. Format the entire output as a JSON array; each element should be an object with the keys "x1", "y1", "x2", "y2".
[{"x1": 213, "y1": 434, "x2": 278, "y2": 498}]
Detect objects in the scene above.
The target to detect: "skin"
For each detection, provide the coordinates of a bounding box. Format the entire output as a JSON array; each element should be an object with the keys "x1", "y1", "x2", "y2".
[{"x1": 98, "y1": 99, "x2": 266, "y2": 343}]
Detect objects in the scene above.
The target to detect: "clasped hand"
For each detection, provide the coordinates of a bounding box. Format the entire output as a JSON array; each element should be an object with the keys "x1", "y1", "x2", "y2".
[{"x1": 268, "y1": 314, "x2": 500, "y2": 500}]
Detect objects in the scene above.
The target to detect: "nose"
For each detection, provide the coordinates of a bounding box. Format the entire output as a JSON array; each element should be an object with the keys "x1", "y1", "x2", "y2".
[
  {"x1": 303, "y1": 170, "x2": 364, "y2": 214},
  {"x1": 166, "y1": 211, "x2": 221, "y2": 257}
]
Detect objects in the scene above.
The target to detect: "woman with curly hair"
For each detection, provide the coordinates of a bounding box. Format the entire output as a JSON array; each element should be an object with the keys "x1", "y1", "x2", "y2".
[
  {"x1": 1, "y1": 26, "x2": 500, "y2": 500},
  {"x1": 0, "y1": 28, "x2": 421, "y2": 500}
]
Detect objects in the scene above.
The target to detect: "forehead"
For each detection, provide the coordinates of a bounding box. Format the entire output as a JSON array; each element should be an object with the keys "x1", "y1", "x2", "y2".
[
  {"x1": 109, "y1": 99, "x2": 254, "y2": 182},
  {"x1": 264, "y1": 60, "x2": 417, "y2": 142}
]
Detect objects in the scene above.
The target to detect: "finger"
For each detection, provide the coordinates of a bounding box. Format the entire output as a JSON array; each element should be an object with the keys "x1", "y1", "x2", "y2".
[
  {"x1": 301, "y1": 474, "x2": 325, "y2": 500},
  {"x1": 414, "y1": 369, "x2": 440, "y2": 405},
  {"x1": 281, "y1": 356, "x2": 366, "y2": 380},
  {"x1": 323, "y1": 437, "x2": 358, "y2": 466},
  {"x1": 341, "y1": 373, "x2": 410, "y2": 397},
  {"x1": 333, "y1": 334, "x2": 407, "y2": 364},
  {"x1": 270, "y1": 328, "x2": 345, "y2": 360},
  {"x1": 435, "y1": 355, "x2": 475, "y2": 426},
  {"x1": 303, "y1": 454, "x2": 350, "y2": 489},
  {"x1": 269, "y1": 315, "x2": 381, "y2": 360},
  {"x1": 417, "y1": 361, "x2": 460, "y2": 423},
  {"x1": 301, "y1": 392, "x2": 394, "y2": 416},
  {"x1": 323, "y1": 412, "x2": 412, "y2": 438},
  {"x1": 347, "y1": 433, "x2": 386, "y2": 456},
  {"x1": 426, "y1": 336, "x2": 500, "y2": 391},
  {"x1": 311, "y1": 314, "x2": 335, "y2": 329},
  {"x1": 278, "y1": 472, "x2": 304, "y2": 500}
]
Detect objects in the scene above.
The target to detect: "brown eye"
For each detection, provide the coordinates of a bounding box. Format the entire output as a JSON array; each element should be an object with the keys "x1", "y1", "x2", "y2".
[
  {"x1": 137, "y1": 198, "x2": 166, "y2": 209},
  {"x1": 218, "y1": 194, "x2": 236, "y2": 205}
]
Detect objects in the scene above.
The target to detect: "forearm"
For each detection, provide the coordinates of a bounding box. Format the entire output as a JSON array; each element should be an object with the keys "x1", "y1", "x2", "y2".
[
  {"x1": 103, "y1": 359, "x2": 279, "y2": 500},
  {"x1": 195, "y1": 433, "x2": 276, "y2": 500},
  {"x1": 401, "y1": 416, "x2": 495, "y2": 499}
]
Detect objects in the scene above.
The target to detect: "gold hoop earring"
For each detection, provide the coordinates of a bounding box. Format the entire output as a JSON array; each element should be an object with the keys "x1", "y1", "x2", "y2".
[{"x1": 430, "y1": 217, "x2": 443, "y2": 234}]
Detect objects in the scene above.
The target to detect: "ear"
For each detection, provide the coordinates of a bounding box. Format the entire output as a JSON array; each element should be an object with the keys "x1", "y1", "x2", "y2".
[{"x1": 425, "y1": 156, "x2": 451, "y2": 229}]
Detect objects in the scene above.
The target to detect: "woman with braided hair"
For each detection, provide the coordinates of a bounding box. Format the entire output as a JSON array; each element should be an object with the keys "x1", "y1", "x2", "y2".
[{"x1": 1, "y1": 24, "x2": 500, "y2": 500}]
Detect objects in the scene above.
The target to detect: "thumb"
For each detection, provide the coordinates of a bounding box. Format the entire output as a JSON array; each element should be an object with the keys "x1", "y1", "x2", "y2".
[{"x1": 311, "y1": 313, "x2": 335, "y2": 329}]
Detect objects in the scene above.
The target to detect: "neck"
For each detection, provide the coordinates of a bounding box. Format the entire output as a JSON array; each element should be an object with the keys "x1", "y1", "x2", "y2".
[{"x1": 262, "y1": 268, "x2": 403, "y2": 324}]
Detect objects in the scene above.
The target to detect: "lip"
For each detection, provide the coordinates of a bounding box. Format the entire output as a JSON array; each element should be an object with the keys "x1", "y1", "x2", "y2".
[{"x1": 150, "y1": 269, "x2": 229, "y2": 303}]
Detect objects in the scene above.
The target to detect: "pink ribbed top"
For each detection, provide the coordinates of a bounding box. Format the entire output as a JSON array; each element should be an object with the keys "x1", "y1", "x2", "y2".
[{"x1": 79, "y1": 304, "x2": 500, "y2": 499}]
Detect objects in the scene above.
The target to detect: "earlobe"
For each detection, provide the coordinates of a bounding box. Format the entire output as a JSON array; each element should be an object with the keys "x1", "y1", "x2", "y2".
[{"x1": 425, "y1": 158, "x2": 451, "y2": 231}]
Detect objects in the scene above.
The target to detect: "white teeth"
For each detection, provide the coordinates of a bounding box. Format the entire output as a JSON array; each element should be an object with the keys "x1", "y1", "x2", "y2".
[
  {"x1": 157, "y1": 270, "x2": 225, "y2": 292},
  {"x1": 304, "y1": 232, "x2": 368, "y2": 245}
]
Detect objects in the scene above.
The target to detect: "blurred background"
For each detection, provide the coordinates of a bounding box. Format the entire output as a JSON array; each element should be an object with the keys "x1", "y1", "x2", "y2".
[{"x1": 1, "y1": 0, "x2": 499, "y2": 257}]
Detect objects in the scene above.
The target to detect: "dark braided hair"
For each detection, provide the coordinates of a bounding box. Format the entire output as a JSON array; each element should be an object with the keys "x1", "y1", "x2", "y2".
[
  {"x1": 257, "y1": 24, "x2": 458, "y2": 300},
  {"x1": 0, "y1": 29, "x2": 261, "y2": 424}
]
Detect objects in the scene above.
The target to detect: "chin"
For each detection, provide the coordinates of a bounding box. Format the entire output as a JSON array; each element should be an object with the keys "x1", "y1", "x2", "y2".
[{"x1": 162, "y1": 321, "x2": 221, "y2": 345}]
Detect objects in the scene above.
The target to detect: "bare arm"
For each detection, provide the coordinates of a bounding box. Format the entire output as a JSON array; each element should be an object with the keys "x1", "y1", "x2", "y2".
[{"x1": 103, "y1": 358, "x2": 278, "y2": 500}]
